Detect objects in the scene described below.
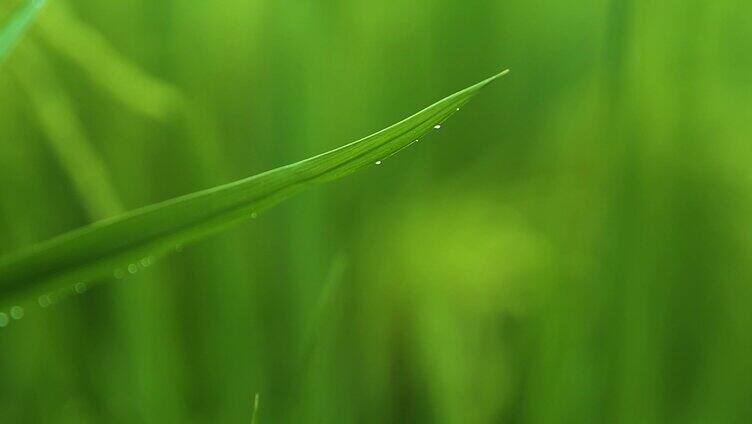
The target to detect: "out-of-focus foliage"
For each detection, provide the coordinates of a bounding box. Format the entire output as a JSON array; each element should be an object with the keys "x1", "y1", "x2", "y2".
[
  {"x1": 1, "y1": 0, "x2": 751, "y2": 422},
  {"x1": 0, "y1": 0, "x2": 46, "y2": 63}
]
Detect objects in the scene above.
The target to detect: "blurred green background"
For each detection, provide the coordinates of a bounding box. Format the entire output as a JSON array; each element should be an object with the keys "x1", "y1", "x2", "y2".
[{"x1": 2, "y1": 0, "x2": 752, "y2": 422}]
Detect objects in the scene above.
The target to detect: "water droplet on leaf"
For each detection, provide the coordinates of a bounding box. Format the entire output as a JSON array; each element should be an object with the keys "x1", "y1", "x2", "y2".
[
  {"x1": 10, "y1": 306, "x2": 23, "y2": 320},
  {"x1": 38, "y1": 295, "x2": 52, "y2": 308}
]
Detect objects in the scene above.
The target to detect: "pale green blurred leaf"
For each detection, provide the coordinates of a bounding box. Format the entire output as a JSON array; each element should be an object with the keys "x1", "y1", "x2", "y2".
[{"x1": 0, "y1": 0, "x2": 46, "y2": 64}]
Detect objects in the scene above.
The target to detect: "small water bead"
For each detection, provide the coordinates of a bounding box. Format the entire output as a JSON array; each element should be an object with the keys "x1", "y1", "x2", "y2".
[
  {"x1": 114, "y1": 269, "x2": 125, "y2": 279},
  {"x1": 375, "y1": 161, "x2": 382, "y2": 165},
  {"x1": 250, "y1": 212, "x2": 258, "y2": 219},
  {"x1": 10, "y1": 306, "x2": 23, "y2": 320},
  {"x1": 127, "y1": 263, "x2": 138, "y2": 274},
  {"x1": 434, "y1": 124, "x2": 442, "y2": 129},
  {"x1": 0, "y1": 313, "x2": 8, "y2": 327},
  {"x1": 38, "y1": 294, "x2": 52, "y2": 308},
  {"x1": 74, "y1": 282, "x2": 87, "y2": 294},
  {"x1": 140, "y1": 257, "x2": 153, "y2": 268}
]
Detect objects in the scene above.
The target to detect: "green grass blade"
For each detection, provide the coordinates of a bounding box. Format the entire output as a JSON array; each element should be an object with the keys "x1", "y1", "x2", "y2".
[
  {"x1": 0, "y1": 70, "x2": 509, "y2": 306},
  {"x1": 0, "y1": 0, "x2": 47, "y2": 64},
  {"x1": 36, "y1": 2, "x2": 183, "y2": 119},
  {"x1": 12, "y1": 41, "x2": 124, "y2": 220},
  {"x1": 251, "y1": 393, "x2": 260, "y2": 424}
]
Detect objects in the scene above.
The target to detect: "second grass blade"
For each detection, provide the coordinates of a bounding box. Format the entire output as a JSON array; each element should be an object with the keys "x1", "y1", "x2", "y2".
[{"x1": 0, "y1": 70, "x2": 509, "y2": 306}]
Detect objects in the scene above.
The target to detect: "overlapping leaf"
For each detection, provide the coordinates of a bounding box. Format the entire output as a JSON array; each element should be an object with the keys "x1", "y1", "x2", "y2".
[{"x1": 0, "y1": 0, "x2": 46, "y2": 63}]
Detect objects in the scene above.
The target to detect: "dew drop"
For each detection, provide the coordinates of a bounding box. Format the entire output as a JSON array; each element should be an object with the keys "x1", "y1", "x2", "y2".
[
  {"x1": 127, "y1": 264, "x2": 138, "y2": 274},
  {"x1": 114, "y1": 269, "x2": 125, "y2": 279},
  {"x1": 74, "y1": 282, "x2": 87, "y2": 294},
  {"x1": 0, "y1": 313, "x2": 8, "y2": 327},
  {"x1": 140, "y1": 257, "x2": 153, "y2": 267},
  {"x1": 10, "y1": 306, "x2": 24, "y2": 320},
  {"x1": 375, "y1": 161, "x2": 382, "y2": 165},
  {"x1": 250, "y1": 212, "x2": 258, "y2": 219},
  {"x1": 434, "y1": 124, "x2": 442, "y2": 129},
  {"x1": 38, "y1": 295, "x2": 52, "y2": 308},
  {"x1": 456, "y1": 107, "x2": 460, "y2": 111}
]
